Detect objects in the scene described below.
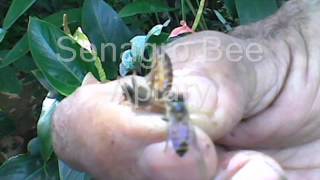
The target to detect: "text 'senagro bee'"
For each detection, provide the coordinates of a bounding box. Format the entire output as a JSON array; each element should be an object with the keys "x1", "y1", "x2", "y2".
[{"x1": 121, "y1": 47, "x2": 197, "y2": 157}]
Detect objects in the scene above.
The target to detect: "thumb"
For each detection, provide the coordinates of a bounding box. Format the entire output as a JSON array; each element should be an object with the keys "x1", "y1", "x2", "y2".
[{"x1": 139, "y1": 127, "x2": 218, "y2": 180}]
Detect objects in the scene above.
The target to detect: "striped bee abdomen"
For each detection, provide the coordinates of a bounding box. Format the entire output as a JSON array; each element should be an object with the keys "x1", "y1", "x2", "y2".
[{"x1": 169, "y1": 120, "x2": 191, "y2": 157}]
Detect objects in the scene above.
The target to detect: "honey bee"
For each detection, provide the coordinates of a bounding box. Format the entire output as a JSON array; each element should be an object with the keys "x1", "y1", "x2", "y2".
[
  {"x1": 121, "y1": 47, "x2": 196, "y2": 157},
  {"x1": 164, "y1": 94, "x2": 195, "y2": 157}
]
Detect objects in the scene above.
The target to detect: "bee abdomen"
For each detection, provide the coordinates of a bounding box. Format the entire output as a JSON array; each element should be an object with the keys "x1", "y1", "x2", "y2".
[{"x1": 176, "y1": 141, "x2": 188, "y2": 157}]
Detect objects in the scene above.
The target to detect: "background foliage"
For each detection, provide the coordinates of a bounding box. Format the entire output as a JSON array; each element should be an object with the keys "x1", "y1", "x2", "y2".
[{"x1": 0, "y1": 0, "x2": 286, "y2": 179}]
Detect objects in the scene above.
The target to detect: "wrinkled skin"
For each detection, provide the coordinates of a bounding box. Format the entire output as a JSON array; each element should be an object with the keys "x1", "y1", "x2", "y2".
[{"x1": 52, "y1": 0, "x2": 320, "y2": 179}]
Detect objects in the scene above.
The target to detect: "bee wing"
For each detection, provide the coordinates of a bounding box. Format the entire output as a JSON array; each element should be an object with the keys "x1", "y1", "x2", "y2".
[{"x1": 147, "y1": 48, "x2": 173, "y2": 98}]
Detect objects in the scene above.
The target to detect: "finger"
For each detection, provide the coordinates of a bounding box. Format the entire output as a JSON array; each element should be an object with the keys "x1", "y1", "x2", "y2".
[
  {"x1": 139, "y1": 128, "x2": 218, "y2": 180},
  {"x1": 52, "y1": 81, "x2": 168, "y2": 179},
  {"x1": 215, "y1": 150, "x2": 286, "y2": 180}
]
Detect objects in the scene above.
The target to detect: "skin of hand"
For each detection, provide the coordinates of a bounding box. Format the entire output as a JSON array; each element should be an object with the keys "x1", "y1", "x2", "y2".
[{"x1": 52, "y1": 0, "x2": 320, "y2": 179}]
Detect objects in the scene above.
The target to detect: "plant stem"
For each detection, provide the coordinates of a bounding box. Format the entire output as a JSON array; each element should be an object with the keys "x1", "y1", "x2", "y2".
[
  {"x1": 185, "y1": 0, "x2": 197, "y2": 18},
  {"x1": 181, "y1": 0, "x2": 186, "y2": 21},
  {"x1": 192, "y1": 0, "x2": 206, "y2": 31},
  {"x1": 195, "y1": 0, "x2": 208, "y2": 29},
  {"x1": 63, "y1": 14, "x2": 71, "y2": 35},
  {"x1": 155, "y1": 13, "x2": 160, "y2": 24}
]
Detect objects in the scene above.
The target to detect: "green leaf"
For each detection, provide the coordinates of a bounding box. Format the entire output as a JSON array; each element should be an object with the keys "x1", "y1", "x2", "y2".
[
  {"x1": 37, "y1": 98, "x2": 59, "y2": 161},
  {"x1": 73, "y1": 28, "x2": 92, "y2": 51},
  {"x1": 0, "y1": 35, "x2": 29, "y2": 69},
  {"x1": 32, "y1": 70, "x2": 58, "y2": 94},
  {"x1": 59, "y1": 160, "x2": 91, "y2": 180},
  {"x1": 0, "y1": 8, "x2": 81, "y2": 69},
  {"x1": 73, "y1": 28, "x2": 106, "y2": 81},
  {"x1": 28, "y1": 17, "x2": 99, "y2": 96},
  {"x1": 82, "y1": 0, "x2": 133, "y2": 80},
  {"x1": 147, "y1": 32, "x2": 169, "y2": 45},
  {"x1": 0, "y1": 154, "x2": 59, "y2": 180},
  {"x1": 2, "y1": 0, "x2": 37, "y2": 29},
  {"x1": 0, "y1": 111, "x2": 16, "y2": 138},
  {"x1": 0, "y1": 50, "x2": 22, "y2": 95},
  {"x1": 235, "y1": 0, "x2": 278, "y2": 25},
  {"x1": 224, "y1": 0, "x2": 237, "y2": 18},
  {"x1": 13, "y1": 55, "x2": 36, "y2": 72},
  {"x1": 0, "y1": 28, "x2": 6, "y2": 42},
  {"x1": 119, "y1": 0, "x2": 176, "y2": 17},
  {"x1": 27, "y1": 137, "x2": 42, "y2": 156},
  {"x1": 45, "y1": 8, "x2": 81, "y2": 27},
  {"x1": 0, "y1": 66, "x2": 22, "y2": 95}
]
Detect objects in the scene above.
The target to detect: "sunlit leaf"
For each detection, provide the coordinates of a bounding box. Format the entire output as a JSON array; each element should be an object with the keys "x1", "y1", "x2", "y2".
[{"x1": 72, "y1": 28, "x2": 107, "y2": 81}]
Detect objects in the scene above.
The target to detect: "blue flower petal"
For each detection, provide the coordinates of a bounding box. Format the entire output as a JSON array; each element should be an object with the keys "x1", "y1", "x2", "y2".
[
  {"x1": 130, "y1": 36, "x2": 147, "y2": 59},
  {"x1": 119, "y1": 63, "x2": 129, "y2": 77},
  {"x1": 121, "y1": 50, "x2": 135, "y2": 69}
]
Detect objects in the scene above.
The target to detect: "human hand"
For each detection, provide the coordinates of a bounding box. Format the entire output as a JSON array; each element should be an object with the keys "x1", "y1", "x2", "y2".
[{"x1": 52, "y1": 1, "x2": 320, "y2": 179}]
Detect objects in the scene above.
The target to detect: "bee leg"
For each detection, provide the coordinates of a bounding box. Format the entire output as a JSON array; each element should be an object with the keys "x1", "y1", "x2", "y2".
[
  {"x1": 131, "y1": 71, "x2": 138, "y2": 94},
  {"x1": 119, "y1": 72, "x2": 142, "y2": 108},
  {"x1": 131, "y1": 73, "x2": 139, "y2": 109},
  {"x1": 121, "y1": 81, "x2": 134, "y2": 101},
  {"x1": 120, "y1": 76, "x2": 141, "y2": 110},
  {"x1": 163, "y1": 117, "x2": 171, "y2": 153},
  {"x1": 131, "y1": 72, "x2": 146, "y2": 108}
]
